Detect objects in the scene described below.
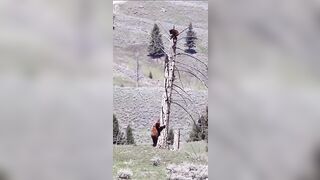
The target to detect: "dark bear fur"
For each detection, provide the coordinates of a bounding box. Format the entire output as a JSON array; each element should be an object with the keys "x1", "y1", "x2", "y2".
[{"x1": 151, "y1": 119, "x2": 166, "y2": 147}]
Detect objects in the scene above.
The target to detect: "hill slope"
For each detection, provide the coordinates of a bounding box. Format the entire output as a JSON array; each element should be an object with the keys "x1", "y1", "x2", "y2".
[
  {"x1": 113, "y1": 87, "x2": 208, "y2": 144},
  {"x1": 113, "y1": 1, "x2": 208, "y2": 89}
]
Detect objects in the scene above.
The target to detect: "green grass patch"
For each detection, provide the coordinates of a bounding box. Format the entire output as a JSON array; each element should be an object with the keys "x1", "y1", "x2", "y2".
[
  {"x1": 113, "y1": 76, "x2": 136, "y2": 87},
  {"x1": 197, "y1": 45, "x2": 208, "y2": 55},
  {"x1": 113, "y1": 141, "x2": 207, "y2": 179},
  {"x1": 141, "y1": 65, "x2": 163, "y2": 81}
]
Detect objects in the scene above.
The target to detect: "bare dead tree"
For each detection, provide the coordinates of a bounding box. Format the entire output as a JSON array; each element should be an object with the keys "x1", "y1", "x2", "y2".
[
  {"x1": 156, "y1": 52, "x2": 175, "y2": 149},
  {"x1": 155, "y1": 23, "x2": 208, "y2": 149},
  {"x1": 136, "y1": 51, "x2": 140, "y2": 87}
]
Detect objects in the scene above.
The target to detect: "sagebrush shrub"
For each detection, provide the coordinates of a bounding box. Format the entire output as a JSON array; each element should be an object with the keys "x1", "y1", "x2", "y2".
[
  {"x1": 150, "y1": 156, "x2": 161, "y2": 166},
  {"x1": 117, "y1": 168, "x2": 133, "y2": 179},
  {"x1": 166, "y1": 163, "x2": 208, "y2": 180}
]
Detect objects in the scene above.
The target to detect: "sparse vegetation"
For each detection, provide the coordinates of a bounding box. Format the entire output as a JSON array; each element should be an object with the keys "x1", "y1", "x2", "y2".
[
  {"x1": 166, "y1": 163, "x2": 208, "y2": 180},
  {"x1": 113, "y1": 76, "x2": 136, "y2": 87}
]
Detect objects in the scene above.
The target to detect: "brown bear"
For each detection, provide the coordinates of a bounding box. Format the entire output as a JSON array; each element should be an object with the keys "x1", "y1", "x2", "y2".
[{"x1": 151, "y1": 119, "x2": 166, "y2": 147}]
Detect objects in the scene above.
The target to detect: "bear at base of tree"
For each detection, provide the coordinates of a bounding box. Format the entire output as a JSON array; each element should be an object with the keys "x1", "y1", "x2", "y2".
[{"x1": 151, "y1": 119, "x2": 166, "y2": 147}]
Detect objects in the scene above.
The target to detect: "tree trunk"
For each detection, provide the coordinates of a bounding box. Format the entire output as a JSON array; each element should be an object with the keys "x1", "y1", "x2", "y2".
[
  {"x1": 157, "y1": 41, "x2": 176, "y2": 149},
  {"x1": 136, "y1": 54, "x2": 139, "y2": 87},
  {"x1": 173, "y1": 129, "x2": 180, "y2": 151}
]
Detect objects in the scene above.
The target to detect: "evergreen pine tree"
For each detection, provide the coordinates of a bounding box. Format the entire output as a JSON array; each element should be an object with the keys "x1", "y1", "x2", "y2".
[
  {"x1": 188, "y1": 106, "x2": 208, "y2": 142},
  {"x1": 148, "y1": 24, "x2": 165, "y2": 58},
  {"x1": 185, "y1": 22, "x2": 197, "y2": 54},
  {"x1": 113, "y1": 114, "x2": 119, "y2": 144},
  {"x1": 189, "y1": 121, "x2": 202, "y2": 142},
  {"x1": 113, "y1": 114, "x2": 125, "y2": 145},
  {"x1": 126, "y1": 124, "x2": 135, "y2": 145}
]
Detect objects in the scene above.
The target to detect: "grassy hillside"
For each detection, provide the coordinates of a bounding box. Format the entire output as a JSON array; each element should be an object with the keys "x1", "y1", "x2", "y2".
[
  {"x1": 113, "y1": 1, "x2": 208, "y2": 89},
  {"x1": 113, "y1": 87, "x2": 208, "y2": 144}
]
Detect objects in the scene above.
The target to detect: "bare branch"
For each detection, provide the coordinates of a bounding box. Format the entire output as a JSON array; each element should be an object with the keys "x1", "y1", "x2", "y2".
[
  {"x1": 174, "y1": 66, "x2": 184, "y2": 89},
  {"x1": 158, "y1": 22, "x2": 171, "y2": 37},
  {"x1": 172, "y1": 91, "x2": 192, "y2": 105},
  {"x1": 175, "y1": 67, "x2": 208, "y2": 89},
  {"x1": 171, "y1": 88, "x2": 189, "y2": 106},
  {"x1": 172, "y1": 84, "x2": 203, "y2": 119},
  {"x1": 175, "y1": 62, "x2": 208, "y2": 80},
  {"x1": 172, "y1": 86, "x2": 194, "y2": 104},
  {"x1": 176, "y1": 49, "x2": 208, "y2": 69},
  {"x1": 163, "y1": 36, "x2": 172, "y2": 43},
  {"x1": 172, "y1": 84, "x2": 192, "y2": 99},
  {"x1": 157, "y1": 23, "x2": 189, "y2": 45},
  {"x1": 177, "y1": 36, "x2": 186, "y2": 42},
  {"x1": 177, "y1": 27, "x2": 189, "y2": 36},
  {"x1": 171, "y1": 101, "x2": 198, "y2": 126},
  {"x1": 159, "y1": 46, "x2": 170, "y2": 57}
]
